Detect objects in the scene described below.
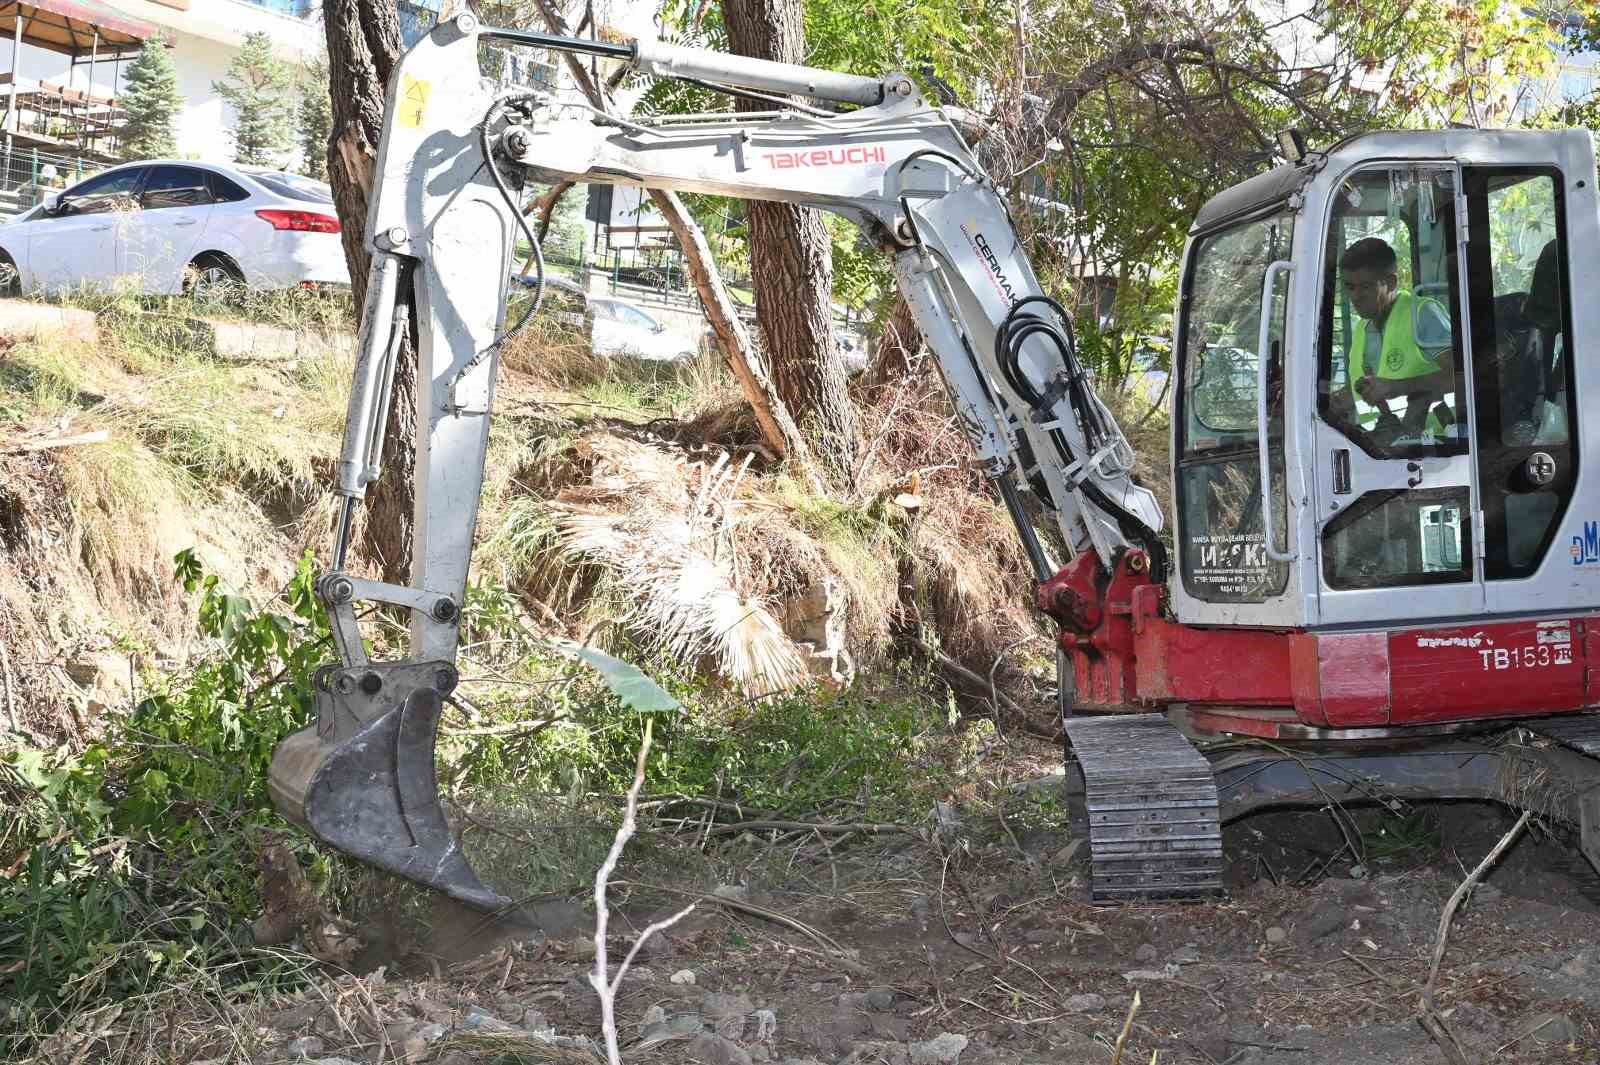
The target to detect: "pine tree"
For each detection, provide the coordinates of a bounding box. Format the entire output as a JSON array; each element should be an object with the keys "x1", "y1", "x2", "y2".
[
  {"x1": 120, "y1": 37, "x2": 181, "y2": 159},
  {"x1": 297, "y1": 54, "x2": 332, "y2": 180},
  {"x1": 213, "y1": 31, "x2": 295, "y2": 166}
]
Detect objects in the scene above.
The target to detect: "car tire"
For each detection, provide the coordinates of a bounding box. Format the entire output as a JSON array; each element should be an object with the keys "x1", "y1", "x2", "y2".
[
  {"x1": 184, "y1": 253, "x2": 245, "y2": 304},
  {"x1": 0, "y1": 250, "x2": 20, "y2": 299}
]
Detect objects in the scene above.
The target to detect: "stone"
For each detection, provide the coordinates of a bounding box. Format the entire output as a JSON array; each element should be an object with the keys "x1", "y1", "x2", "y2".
[
  {"x1": 1063, "y1": 993, "x2": 1105, "y2": 1013},
  {"x1": 846, "y1": 1042, "x2": 908, "y2": 1065},
  {"x1": 1296, "y1": 900, "x2": 1348, "y2": 943},
  {"x1": 1133, "y1": 943, "x2": 1158, "y2": 963},
  {"x1": 1264, "y1": 926, "x2": 1287, "y2": 944},
  {"x1": 688, "y1": 1032, "x2": 755, "y2": 1065},
  {"x1": 866, "y1": 987, "x2": 896, "y2": 1012},
  {"x1": 638, "y1": 1004, "x2": 668, "y2": 1033},
  {"x1": 639, "y1": 1013, "x2": 706, "y2": 1046},
  {"x1": 285, "y1": 1036, "x2": 324, "y2": 1059},
  {"x1": 1558, "y1": 949, "x2": 1596, "y2": 979},
  {"x1": 400, "y1": 1022, "x2": 446, "y2": 1061},
  {"x1": 1447, "y1": 1001, "x2": 1502, "y2": 1037},
  {"x1": 702, "y1": 992, "x2": 755, "y2": 1039},
  {"x1": 1046, "y1": 1022, "x2": 1104, "y2": 1057},
  {"x1": 1512, "y1": 1012, "x2": 1577, "y2": 1045},
  {"x1": 908, "y1": 1032, "x2": 969, "y2": 1064},
  {"x1": 1474, "y1": 883, "x2": 1504, "y2": 905},
  {"x1": 672, "y1": 969, "x2": 698, "y2": 985}
]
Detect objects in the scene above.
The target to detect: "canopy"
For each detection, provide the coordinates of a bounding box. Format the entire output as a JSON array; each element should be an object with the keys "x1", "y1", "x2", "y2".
[{"x1": 0, "y1": 0, "x2": 156, "y2": 58}]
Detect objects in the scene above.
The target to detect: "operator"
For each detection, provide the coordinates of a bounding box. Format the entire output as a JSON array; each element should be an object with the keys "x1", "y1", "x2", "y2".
[{"x1": 1340, "y1": 237, "x2": 1455, "y2": 442}]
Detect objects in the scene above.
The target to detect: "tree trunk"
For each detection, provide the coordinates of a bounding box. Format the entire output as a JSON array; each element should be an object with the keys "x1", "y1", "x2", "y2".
[
  {"x1": 863, "y1": 294, "x2": 925, "y2": 391},
  {"x1": 522, "y1": 0, "x2": 814, "y2": 472},
  {"x1": 722, "y1": 0, "x2": 858, "y2": 483},
  {"x1": 647, "y1": 188, "x2": 816, "y2": 472},
  {"x1": 323, "y1": 0, "x2": 414, "y2": 584}
]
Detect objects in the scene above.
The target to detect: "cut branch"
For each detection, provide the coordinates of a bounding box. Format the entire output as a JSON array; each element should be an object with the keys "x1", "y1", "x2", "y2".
[{"x1": 1417, "y1": 809, "x2": 1531, "y2": 1065}]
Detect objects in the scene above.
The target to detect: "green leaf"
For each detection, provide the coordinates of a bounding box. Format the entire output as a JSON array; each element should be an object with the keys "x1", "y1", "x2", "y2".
[{"x1": 549, "y1": 640, "x2": 682, "y2": 714}]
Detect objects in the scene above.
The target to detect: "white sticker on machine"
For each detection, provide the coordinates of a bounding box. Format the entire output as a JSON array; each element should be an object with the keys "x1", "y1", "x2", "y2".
[{"x1": 1537, "y1": 621, "x2": 1572, "y2": 646}]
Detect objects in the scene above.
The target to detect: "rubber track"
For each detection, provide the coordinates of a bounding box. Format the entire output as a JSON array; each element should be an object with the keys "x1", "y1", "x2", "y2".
[
  {"x1": 1525, "y1": 712, "x2": 1600, "y2": 758},
  {"x1": 1064, "y1": 713, "x2": 1224, "y2": 902}
]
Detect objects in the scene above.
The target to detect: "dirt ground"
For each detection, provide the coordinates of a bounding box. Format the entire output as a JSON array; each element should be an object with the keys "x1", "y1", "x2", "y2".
[{"x1": 48, "y1": 738, "x2": 1600, "y2": 1065}]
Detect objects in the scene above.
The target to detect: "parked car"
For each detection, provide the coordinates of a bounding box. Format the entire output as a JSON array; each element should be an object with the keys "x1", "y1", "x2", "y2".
[
  {"x1": 0, "y1": 160, "x2": 350, "y2": 299},
  {"x1": 589, "y1": 296, "x2": 699, "y2": 362}
]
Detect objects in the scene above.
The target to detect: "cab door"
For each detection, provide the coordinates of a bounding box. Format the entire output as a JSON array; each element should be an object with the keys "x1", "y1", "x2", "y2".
[
  {"x1": 1312, "y1": 163, "x2": 1484, "y2": 627},
  {"x1": 1169, "y1": 206, "x2": 1304, "y2": 628},
  {"x1": 1458, "y1": 165, "x2": 1584, "y2": 612}
]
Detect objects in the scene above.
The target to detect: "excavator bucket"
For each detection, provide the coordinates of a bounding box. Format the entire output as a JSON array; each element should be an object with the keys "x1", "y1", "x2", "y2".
[{"x1": 268, "y1": 661, "x2": 507, "y2": 912}]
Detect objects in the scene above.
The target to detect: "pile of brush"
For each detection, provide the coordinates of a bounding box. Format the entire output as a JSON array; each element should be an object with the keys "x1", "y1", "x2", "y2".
[{"x1": 487, "y1": 347, "x2": 1052, "y2": 726}]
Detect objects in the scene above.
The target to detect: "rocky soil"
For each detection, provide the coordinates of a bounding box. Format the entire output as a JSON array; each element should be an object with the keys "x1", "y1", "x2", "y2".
[{"x1": 42, "y1": 775, "x2": 1600, "y2": 1065}]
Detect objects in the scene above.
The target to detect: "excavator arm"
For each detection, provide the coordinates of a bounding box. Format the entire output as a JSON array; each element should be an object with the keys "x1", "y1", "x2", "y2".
[{"x1": 268, "y1": 13, "x2": 1162, "y2": 909}]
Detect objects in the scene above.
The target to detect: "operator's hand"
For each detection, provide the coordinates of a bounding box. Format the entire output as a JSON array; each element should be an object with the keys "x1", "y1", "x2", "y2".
[{"x1": 1355, "y1": 365, "x2": 1382, "y2": 407}]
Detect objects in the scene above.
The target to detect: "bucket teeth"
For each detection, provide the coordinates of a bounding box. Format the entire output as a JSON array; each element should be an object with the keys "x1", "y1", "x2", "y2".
[
  {"x1": 269, "y1": 661, "x2": 506, "y2": 912},
  {"x1": 1064, "y1": 713, "x2": 1224, "y2": 903}
]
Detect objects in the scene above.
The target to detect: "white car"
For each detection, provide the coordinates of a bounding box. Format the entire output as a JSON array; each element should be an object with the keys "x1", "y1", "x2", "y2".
[
  {"x1": 589, "y1": 296, "x2": 699, "y2": 362},
  {"x1": 0, "y1": 160, "x2": 350, "y2": 298}
]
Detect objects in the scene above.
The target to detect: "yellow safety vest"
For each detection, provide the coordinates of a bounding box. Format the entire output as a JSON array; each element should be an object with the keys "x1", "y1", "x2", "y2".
[
  {"x1": 1349, "y1": 290, "x2": 1446, "y2": 383},
  {"x1": 1348, "y1": 290, "x2": 1452, "y2": 437}
]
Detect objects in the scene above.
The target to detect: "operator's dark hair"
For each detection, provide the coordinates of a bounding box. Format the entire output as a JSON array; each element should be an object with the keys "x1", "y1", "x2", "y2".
[{"x1": 1340, "y1": 237, "x2": 1398, "y2": 275}]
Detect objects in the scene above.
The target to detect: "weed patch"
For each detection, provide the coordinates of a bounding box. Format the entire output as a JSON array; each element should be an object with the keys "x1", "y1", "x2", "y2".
[{"x1": 0, "y1": 551, "x2": 327, "y2": 1055}]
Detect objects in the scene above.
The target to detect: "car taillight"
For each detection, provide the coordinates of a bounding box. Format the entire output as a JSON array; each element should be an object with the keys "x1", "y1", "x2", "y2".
[{"x1": 254, "y1": 209, "x2": 340, "y2": 233}]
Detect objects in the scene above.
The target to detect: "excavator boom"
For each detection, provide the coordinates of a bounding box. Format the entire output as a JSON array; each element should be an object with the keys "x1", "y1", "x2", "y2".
[{"x1": 269, "y1": 15, "x2": 1600, "y2": 908}]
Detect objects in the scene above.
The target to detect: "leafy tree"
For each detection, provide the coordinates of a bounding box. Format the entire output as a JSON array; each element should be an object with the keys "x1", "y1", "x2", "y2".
[
  {"x1": 213, "y1": 31, "x2": 296, "y2": 166},
  {"x1": 298, "y1": 53, "x2": 333, "y2": 180},
  {"x1": 119, "y1": 37, "x2": 181, "y2": 159}
]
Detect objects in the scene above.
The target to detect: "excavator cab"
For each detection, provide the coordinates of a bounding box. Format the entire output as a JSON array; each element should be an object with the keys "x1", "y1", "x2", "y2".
[{"x1": 1169, "y1": 131, "x2": 1593, "y2": 648}]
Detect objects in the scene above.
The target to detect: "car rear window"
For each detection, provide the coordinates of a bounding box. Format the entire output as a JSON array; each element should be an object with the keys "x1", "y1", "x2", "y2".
[
  {"x1": 249, "y1": 171, "x2": 334, "y2": 204},
  {"x1": 209, "y1": 172, "x2": 252, "y2": 203}
]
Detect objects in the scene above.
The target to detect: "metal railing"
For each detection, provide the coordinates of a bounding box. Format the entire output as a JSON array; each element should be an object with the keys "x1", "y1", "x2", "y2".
[{"x1": 0, "y1": 145, "x2": 102, "y2": 218}]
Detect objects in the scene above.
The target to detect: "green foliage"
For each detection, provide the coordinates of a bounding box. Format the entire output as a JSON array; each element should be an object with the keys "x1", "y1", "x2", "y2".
[
  {"x1": 120, "y1": 37, "x2": 181, "y2": 159},
  {"x1": 527, "y1": 182, "x2": 588, "y2": 266},
  {"x1": 298, "y1": 53, "x2": 333, "y2": 181},
  {"x1": 214, "y1": 31, "x2": 296, "y2": 167},
  {"x1": 0, "y1": 550, "x2": 327, "y2": 1052}
]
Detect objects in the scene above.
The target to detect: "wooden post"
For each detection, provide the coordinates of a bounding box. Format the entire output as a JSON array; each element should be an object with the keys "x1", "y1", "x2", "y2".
[{"x1": 8, "y1": 10, "x2": 22, "y2": 134}]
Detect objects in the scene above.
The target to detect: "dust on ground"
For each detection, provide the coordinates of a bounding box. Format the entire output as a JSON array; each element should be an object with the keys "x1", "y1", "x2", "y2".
[{"x1": 41, "y1": 736, "x2": 1600, "y2": 1065}]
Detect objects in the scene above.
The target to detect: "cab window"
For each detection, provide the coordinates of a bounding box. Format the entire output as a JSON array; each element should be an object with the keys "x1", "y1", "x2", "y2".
[
  {"x1": 1174, "y1": 209, "x2": 1294, "y2": 604},
  {"x1": 1318, "y1": 166, "x2": 1466, "y2": 459},
  {"x1": 1465, "y1": 168, "x2": 1577, "y2": 578}
]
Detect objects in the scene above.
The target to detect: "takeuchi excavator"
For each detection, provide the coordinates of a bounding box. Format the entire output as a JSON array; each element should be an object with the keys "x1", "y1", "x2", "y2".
[{"x1": 268, "y1": 14, "x2": 1600, "y2": 908}]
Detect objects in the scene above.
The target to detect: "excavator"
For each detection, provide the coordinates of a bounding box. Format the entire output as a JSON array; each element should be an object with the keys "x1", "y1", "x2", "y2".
[{"x1": 268, "y1": 13, "x2": 1600, "y2": 907}]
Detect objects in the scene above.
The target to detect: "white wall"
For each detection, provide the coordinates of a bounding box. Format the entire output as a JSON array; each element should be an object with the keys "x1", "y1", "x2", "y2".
[{"x1": 2, "y1": 0, "x2": 321, "y2": 166}]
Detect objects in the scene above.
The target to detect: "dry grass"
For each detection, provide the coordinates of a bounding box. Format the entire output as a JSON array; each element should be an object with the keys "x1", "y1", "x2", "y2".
[
  {"x1": 487, "y1": 357, "x2": 1054, "y2": 702},
  {"x1": 0, "y1": 318, "x2": 339, "y2": 739},
  {"x1": 548, "y1": 434, "x2": 806, "y2": 692}
]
